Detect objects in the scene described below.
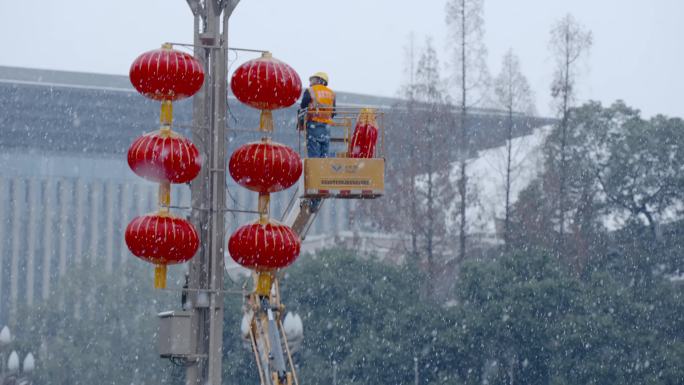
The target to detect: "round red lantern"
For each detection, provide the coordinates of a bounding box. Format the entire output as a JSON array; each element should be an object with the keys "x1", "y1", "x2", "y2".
[
  {"x1": 230, "y1": 52, "x2": 302, "y2": 131},
  {"x1": 125, "y1": 212, "x2": 199, "y2": 288},
  {"x1": 228, "y1": 219, "x2": 301, "y2": 270},
  {"x1": 229, "y1": 138, "x2": 302, "y2": 193},
  {"x1": 129, "y1": 44, "x2": 205, "y2": 101},
  {"x1": 128, "y1": 130, "x2": 202, "y2": 184}
]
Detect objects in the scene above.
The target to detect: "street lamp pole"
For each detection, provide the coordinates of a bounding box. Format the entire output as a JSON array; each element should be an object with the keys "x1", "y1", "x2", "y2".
[
  {"x1": 184, "y1": 1, "x2": 240, "y2": 384},
  {"x1": 414, "y1": 356, "x2": 418, "y2": 385}
]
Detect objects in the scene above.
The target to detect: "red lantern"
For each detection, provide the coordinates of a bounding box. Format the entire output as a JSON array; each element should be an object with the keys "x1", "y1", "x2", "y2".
[
  {"x1": 229, "y1": 138, "x2": 302, "y2": 193},
  {"x1": 349, "y1": 122, "x2": 378, "y2": 158},
  {"x1": 129, "y1": 44, "x2": 204, "y2": 101},
  {"x1": 127, "y1": 130, "x2": 202, "y2": 184},
  {"x1": 125, "y1": 212, "x2": 199, "y2": 288},
  {"x1": 348, "y1": 108, "x2": 379, "y2": 158},
  {"x1": 230, "y1": 52, "x2": 302, "y2": 131},
  {"x1": 126, "y1": 44, "x2": 205, "y2": 290},
  {"x1": 228, "y1": 220, "x2": 301, "y2": 270}
]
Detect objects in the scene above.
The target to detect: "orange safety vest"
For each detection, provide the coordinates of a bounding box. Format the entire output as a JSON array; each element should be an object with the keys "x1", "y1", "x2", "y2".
[{"x1": 307, "y1": 84, "x2": 335, "y2": 124}]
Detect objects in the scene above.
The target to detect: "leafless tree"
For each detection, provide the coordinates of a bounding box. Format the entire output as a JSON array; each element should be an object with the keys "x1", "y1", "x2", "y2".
[
  {"x1": 367, "y1": 38, "x2": 454, "y2": 296},
  {"x1": 446, "y1": 0, "x2": 490, "y2": 261},
  {"x1": 548, "y1": 14, "x2": 592, "y2": 252},
  {"x1": 493, "y1": 49, "x2": 534, "y2": 250},
  {"x1": 412, "y1": 40, "x2": 454, "y2": 293}
]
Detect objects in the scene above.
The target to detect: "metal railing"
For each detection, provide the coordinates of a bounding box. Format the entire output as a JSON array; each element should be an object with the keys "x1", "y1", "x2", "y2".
[{"x1": 297, "y1": 107, "x2": 385, "y2": 158}]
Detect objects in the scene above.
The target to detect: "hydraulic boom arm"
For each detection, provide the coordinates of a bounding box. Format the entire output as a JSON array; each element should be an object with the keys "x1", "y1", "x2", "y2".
[{"x1": 281, "y1": 180, "x2": 324, "y2": 240}]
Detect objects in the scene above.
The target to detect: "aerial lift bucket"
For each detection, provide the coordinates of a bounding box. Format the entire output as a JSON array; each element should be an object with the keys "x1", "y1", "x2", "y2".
[{"x1": 302, "y1": 107, "x2": 385, "y2": 199}]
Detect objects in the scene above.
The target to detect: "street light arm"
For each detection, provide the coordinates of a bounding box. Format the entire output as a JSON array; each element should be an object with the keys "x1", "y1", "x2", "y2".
[
  {"x1": 186, "y1": 0, "x2": 202, "y2": 16},
  {"x1": 225, "y1": 0, "x2": 240, "y2": 16}
]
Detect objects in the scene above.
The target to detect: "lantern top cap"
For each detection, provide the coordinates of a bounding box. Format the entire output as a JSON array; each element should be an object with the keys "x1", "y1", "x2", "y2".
[
  {"x1": 358, "y1": 108, "x2": 378, "y2": 126},
  {"x1": 261, "y1": 51, "x2": 273, "y2": 59},
  {"x1": 252, "y1": 217, "x2": 285, "y2": 226},
  {"x1": 161, "y1": 42, "x2": 173, "y2": 50},
  {"x1": 156, "y1": 209, "x2": 172, "y2": 218}
]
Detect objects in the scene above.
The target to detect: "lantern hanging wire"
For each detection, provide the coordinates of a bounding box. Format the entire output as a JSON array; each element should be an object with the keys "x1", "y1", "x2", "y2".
[
  {"x1": 165, "y1": 41, "x2": 269, "y2": 53},
  {"x1": 166, "y1": 205, "x2": 261, "y2": 214}
]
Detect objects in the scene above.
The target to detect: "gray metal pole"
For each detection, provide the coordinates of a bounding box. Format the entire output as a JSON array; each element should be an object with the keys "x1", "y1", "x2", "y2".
[
  {"x1": 187, "y1": 5, "x2": 209, "y2": 383},
  {"x1": 186, "y1": 1, "x2": 239, "y2": 384}
]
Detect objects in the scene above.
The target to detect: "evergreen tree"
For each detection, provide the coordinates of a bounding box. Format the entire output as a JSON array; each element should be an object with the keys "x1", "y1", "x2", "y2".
[{"x1": 16, "y1": 260, "x2": 181, "y2": 385}]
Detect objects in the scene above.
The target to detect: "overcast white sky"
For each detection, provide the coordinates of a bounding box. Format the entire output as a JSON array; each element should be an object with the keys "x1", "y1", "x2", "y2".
[{"x1": 1, "y1": 0, "x2": 681, "y2": 118}]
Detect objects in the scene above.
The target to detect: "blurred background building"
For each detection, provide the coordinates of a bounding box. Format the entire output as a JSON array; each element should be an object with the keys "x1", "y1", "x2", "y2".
[{"x1": 0, "y1": 65, "x2": 550, "y2": 323}]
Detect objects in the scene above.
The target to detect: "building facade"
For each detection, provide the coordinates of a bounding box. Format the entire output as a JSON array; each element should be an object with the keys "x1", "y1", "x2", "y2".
[{"x1": 0, "y1": 66, "x2": 550, "y2": 323}]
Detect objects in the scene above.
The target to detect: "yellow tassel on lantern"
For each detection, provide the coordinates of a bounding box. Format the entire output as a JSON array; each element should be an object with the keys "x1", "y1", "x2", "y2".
[
  {"x1": 160, "y1": 100, "x2": 173, "y2": 128},
  {"x1": 159, "y1": 181, "x2": 171, "y2": 212},
  {"x1": 256, "y1": 271, "x2": 273, "y2": 297},
  {"x1": 154, "y1": 264, "x2": 168, "y2": 289},
  {"x1": 259, "y1": 110, "x2": 273, "y2": 132},
  {"x1": 258, "y1": 193, "x2": 270, "y2": 224}
]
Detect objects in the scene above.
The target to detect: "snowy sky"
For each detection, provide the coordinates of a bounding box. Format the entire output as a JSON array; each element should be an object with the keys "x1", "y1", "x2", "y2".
[{"x1": 1, "y1": 0, "x2": 681, "y2": 118}]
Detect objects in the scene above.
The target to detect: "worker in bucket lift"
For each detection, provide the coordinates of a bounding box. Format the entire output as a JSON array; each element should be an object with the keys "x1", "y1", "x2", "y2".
[
  {"x1": 298, "y1": 72, "x2": 337, "y2": 157},
  {"x1": 297, "y1": 72, "x2": 336, "y2": 213}
]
